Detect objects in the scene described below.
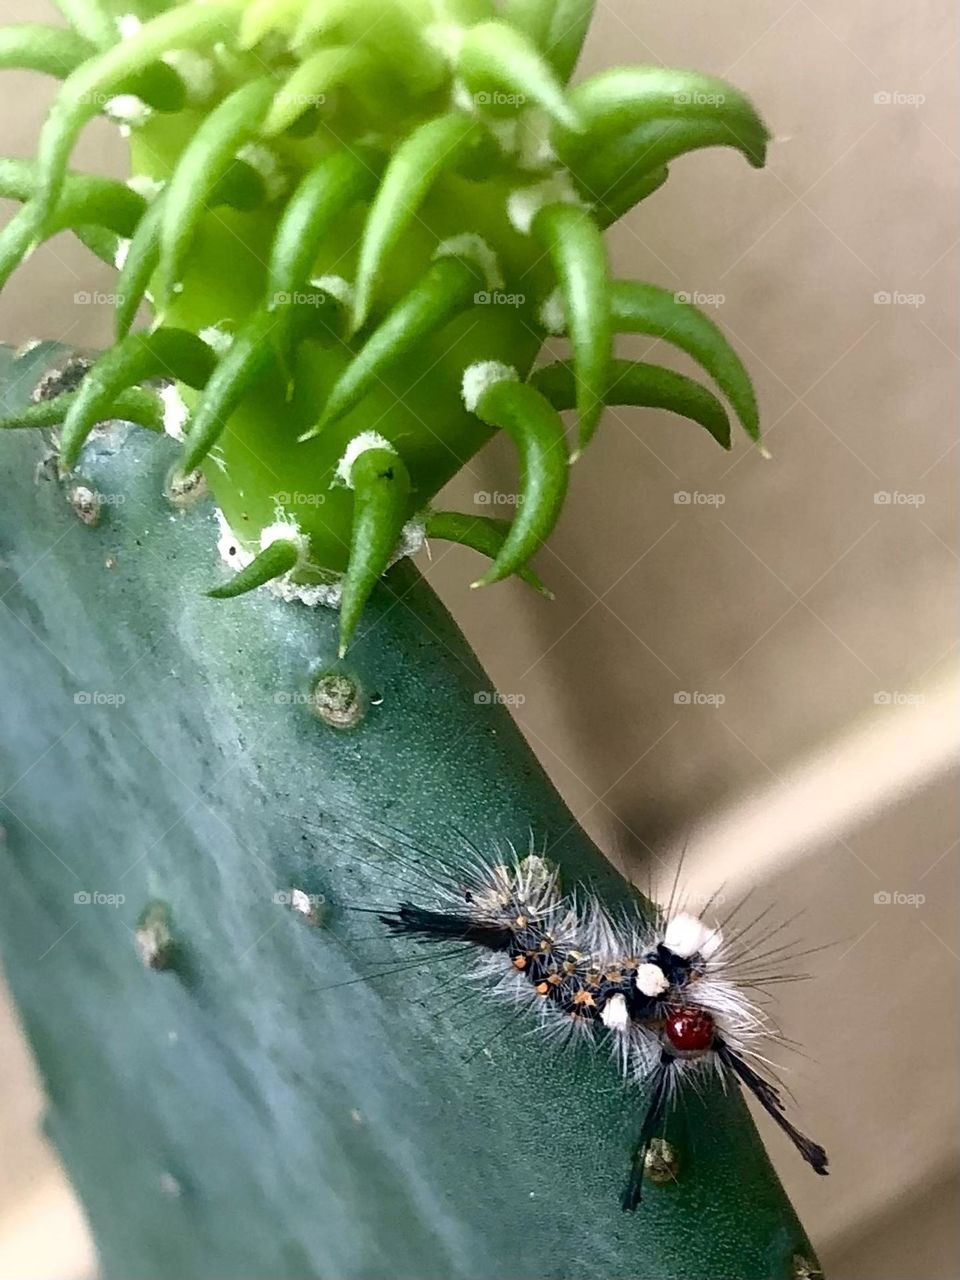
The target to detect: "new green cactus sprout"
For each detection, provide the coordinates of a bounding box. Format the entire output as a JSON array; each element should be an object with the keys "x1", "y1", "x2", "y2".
[{"x1": 1, "y1": 0, "x2": 767, "y2": 653}]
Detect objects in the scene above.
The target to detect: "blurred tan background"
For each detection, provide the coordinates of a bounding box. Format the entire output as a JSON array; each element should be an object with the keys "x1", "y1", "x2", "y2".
[{"x1": 1, "y1": 1, "x2": 958, "y2": 1277}]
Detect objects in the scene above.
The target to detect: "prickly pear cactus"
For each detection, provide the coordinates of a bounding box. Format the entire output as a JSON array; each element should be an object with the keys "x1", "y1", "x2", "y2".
[{"x1": 0, "y1": 2, "x2": 823, "y2": 1278}]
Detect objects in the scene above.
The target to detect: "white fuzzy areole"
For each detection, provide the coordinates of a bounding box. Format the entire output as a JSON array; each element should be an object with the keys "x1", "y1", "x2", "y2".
[
  {"x1": 127, "y1": 175, "x2": 165, "y2": 202},
  {"x1": 506, "y1": 174, "x2": 582, "y2": 236},
  {"x1": 106, "y1": 94, "x2": 152, "y2": 130},
  {"x1": 434, "y1": 234, "x2": 504, "y2": 292},
  {"x1": 335, "y1": 432, "x2": 394, "y2": 488},
  {"x1": 268, "y1": 576, "x2": 343, "y2": 609},
  {"x1": 635, "y1": 962, "x2": 670, "y2": 997},
  {"x1": 237, "y1": 143, "x2": 287, "y2": 201},
  {"x1": 450, "y1": 78, "x2": 476, "y2": 116},
  {"x1": 159, "y1": 383, "x2": 190, "y2": 440},
  {"x1": 600, "y1": 992, "x2": 629, "y2": 1032},
  {"x1": 664, "y1": 913, "x2": 718, "y2": 960},
  {"x1": 396, "y1": 516, "x2": 426, "y2": 561},
  {"x1": 461, "y1": 361, "x2": 518, "y2": 414},
  {"x1": 485, "y1": 116, "x2": 521, "y2": 157},
  {"x1": 259, "y1": 520, "x2": 306, "y2": 557},
  {"x1": 163, "y1": 49, "x2": 216, "y2": 104},
  {"x1": 117, "y1": 13, "x2": 141, "y2": 39},
  {"x1": 310, "y1": 274, "x2": 354, "y2": 307},
  {"x1": 198, "y1": 325, "x2": 234, "y2": 357},
  {"x1": 539, "y1": 287, "x2": 566, "y2": 335}
]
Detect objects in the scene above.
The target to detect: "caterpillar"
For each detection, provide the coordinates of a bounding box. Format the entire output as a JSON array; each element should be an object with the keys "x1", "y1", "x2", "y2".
[{"x1": 370, "y1": 839, "x2": 829, "y2": 1212}]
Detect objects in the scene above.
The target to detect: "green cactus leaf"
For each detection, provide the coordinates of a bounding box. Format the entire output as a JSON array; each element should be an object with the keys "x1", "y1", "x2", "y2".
[
  {"x1": 339, "y1": 442, "x2": 412, "y2": 655},
  {"x1": 351, "y1": 112, "x2": 481, "y2": 331},
  {"x1": 155, "y1": 76, "x2": 278, "y2": 306},
  {"x1": 425, "y1": 509, "x2": 553, "y2": 595},
  {"x1": 532, "y1": 201, "x2": 611, "y2": 451},
  {"x1": 304, "y1": 254, "x2": 485, "y2": 439},
  {"x1": 208, "y1": 535, "x2": 302, "y2": 598},
  {"x1": 610, "y1": 280, "x2": 762, "y2": 444},
  {"x1": 465, "y1": 370, "x2": 570, "y2": 586},
  {"x1": 59, "y1": 328, "x2": 216, "y2": 468},
  {"x1": 265, "y1": 150, "x2": 377, "y2": 309},
  {"x1": 531, "y1": 357, "x2": 732, "y2": 449},
  {"x1": 0, "y1": 24, "x2": 95, "y2": 77},
  {"x1": 456, "y1": 20, "x2": 582, "y2": 131}
]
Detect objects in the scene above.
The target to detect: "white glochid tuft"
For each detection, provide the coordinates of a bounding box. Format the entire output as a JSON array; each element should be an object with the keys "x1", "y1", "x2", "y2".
[
  {"x1": 461, "y1": 361, "x2": 518, "y2": 414},
  {"x1": 335, "y1": 432, "x2": 395, "y2": 488}
]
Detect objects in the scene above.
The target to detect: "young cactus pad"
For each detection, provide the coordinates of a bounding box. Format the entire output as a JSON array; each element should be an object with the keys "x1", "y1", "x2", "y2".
[{"x1": 0, "y1": 0, "x2": 769, "y2": 653}]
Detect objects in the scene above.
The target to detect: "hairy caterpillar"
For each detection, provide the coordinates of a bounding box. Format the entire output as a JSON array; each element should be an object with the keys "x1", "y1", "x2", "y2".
[{"x1": 361, "y1": 835, "x2": 829, "y2": 1212}]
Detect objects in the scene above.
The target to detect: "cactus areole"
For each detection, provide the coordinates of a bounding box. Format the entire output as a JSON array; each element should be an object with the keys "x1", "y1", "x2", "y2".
[{"x1": 0, "y1": 3, "x2": 825, "y2": 1278}]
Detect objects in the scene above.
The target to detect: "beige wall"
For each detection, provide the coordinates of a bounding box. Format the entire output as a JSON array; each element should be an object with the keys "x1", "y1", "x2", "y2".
[{"x1": 1, "y1": 1, "x2": 958, "y2": 1276}]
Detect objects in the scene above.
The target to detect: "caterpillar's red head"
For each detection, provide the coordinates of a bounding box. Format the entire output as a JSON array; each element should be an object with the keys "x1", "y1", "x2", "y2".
[{"x1": 663, "y1": 1006, "x2": 715, "y2": 1055}]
